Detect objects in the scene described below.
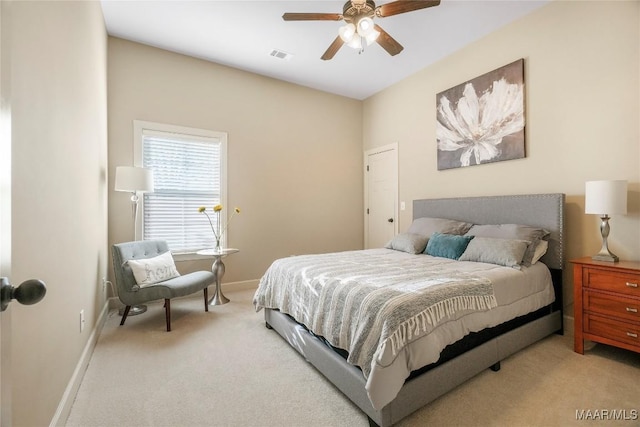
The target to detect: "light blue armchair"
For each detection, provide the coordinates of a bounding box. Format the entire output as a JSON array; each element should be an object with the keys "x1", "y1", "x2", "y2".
[{"x1": 112, "y1": 240, "x2": 216, "y2": 331}]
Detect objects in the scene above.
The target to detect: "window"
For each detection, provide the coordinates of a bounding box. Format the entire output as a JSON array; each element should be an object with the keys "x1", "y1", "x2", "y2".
[{"x1": 134, "y1": 121, "x2": 227, "y2": 254}]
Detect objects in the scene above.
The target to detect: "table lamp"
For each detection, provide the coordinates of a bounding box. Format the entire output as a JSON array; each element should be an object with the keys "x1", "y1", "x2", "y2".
[{"x1": 585, "y1": 180, "x2": 627, "y2": 262}]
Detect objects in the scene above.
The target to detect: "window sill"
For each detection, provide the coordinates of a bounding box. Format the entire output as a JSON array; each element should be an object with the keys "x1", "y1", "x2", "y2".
[{"x1": 172, "y1": 251, "x2": 215, "y2": 262}]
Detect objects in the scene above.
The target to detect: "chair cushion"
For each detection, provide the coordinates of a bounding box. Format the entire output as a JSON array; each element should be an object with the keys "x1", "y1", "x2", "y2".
[
  {"x1": 124, "y1": 271, "x2": 215, "y2": 305},
  {"x1": 127, "y1": 251, "x2": 180, "y2": 287}
]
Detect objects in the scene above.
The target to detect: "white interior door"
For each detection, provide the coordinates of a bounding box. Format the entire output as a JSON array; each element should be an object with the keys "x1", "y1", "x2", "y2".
[
  {"x1": 0, "y1": 7, "x2": 46, "y2": 423},
  {"x1": 0, "y1": 2, "x2": 12, "y2": 424},
  {"x1": 364, "y1": 143, "x2": 398, "y2": 249}
]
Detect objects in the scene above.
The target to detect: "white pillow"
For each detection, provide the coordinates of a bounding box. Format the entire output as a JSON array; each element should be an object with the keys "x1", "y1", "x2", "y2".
[
  {"x1": 407, "y1": 217, "x2": 473, "y2": 237},
  {"x1": 127, "y1": 251, "x2": 180, "y2": 287},
  {"x1": 385, "y1": 233, "x2": 429, "y2": 254},
  {"x1": 459, "y1": 237, "x2": 529, "y2": 269}
]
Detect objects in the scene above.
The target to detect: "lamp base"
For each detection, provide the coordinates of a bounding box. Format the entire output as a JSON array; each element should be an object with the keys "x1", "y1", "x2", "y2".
[
  {"x1": 592, "y1": 253, "x2": 619, "y2": 263},
  {"x1": 119, "y1": 304, "x2": 147, "y2": 316},
  {"x1": 592, "y1": 215, "x2": 619, "y2": 262}
]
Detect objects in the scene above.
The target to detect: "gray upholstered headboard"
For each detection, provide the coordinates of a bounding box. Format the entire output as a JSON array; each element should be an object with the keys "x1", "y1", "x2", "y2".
[{"x1": 413, "y1": 193, "x2": 565, "y2": 270}]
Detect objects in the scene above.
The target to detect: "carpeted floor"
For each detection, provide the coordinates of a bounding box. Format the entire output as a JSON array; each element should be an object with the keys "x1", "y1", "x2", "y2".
[{"x1": 66, "y1": 287, "x2": 640, "y2": 427}]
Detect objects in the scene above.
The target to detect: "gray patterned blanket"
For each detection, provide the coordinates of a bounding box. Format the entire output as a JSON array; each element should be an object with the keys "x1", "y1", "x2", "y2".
[{"x1": 253, "y1": 249, "x2": 497, "y2": 378}]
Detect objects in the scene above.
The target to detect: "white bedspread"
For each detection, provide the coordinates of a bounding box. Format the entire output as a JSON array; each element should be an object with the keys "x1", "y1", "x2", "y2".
[{"x1": 254, "y1": 248, "x2": 555, "y2": 410}]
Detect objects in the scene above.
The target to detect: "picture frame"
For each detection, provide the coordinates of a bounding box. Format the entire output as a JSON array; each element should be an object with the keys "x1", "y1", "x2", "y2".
[{"x1": 436, "y1": 59, "x2": 525, "y2": 170}]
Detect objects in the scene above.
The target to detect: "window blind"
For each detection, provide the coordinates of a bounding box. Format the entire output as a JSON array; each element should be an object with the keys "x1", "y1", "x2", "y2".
[{"x1": 142, "y1": 132, "x2": 222, "y2": 253}]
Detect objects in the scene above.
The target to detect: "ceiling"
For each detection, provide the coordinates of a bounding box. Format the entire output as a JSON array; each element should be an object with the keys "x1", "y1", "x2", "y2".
[{"x1": 100, "y1": 0, "x2": 549, "y2": 100}]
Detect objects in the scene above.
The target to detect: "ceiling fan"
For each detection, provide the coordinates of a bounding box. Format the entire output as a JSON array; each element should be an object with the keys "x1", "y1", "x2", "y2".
[{"x1": 282, "y1": 0, "x2": 441, "y2": 60}]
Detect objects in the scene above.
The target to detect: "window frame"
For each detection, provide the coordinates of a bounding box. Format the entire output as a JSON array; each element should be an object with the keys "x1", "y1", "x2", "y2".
[{"x1": 133, "y1": 120, "x2": 228, "y2": 261}]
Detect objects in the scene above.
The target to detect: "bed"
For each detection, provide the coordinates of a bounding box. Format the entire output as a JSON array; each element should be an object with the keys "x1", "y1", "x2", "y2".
[{"x1": 254, "y1": 193, "x2": 564, "y2": 426}]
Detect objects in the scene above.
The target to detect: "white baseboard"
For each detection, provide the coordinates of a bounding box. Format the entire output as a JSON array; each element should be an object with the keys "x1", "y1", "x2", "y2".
[
  {"x1": 50, "y1": 300, "x2": 109, "y2": 427},
  {"x1": 563, "y1": 314, "x2": 574, "y2": 337},
  {"x1": 221, "y1": 278, "x2": 259, "y2": 291},
  {"x1": 107, "y1": 278, "x2": 260, "y2": 310}
]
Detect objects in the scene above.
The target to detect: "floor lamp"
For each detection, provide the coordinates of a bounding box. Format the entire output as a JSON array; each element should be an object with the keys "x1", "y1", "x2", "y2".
[{"x1": 115, "y1": 166, "x2": 155, "y2": 315}]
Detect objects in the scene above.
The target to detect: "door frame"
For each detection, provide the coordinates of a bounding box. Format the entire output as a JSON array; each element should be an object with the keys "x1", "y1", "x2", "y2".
[
  {"x1": 363, "y1": 142, "x2": 398, "y2": 249},
  {"x1": 0, "y1": 0, "x2": 12, "y2": 424}
]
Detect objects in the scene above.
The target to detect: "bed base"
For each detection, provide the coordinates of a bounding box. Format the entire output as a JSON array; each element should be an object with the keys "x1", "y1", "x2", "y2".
[{"x1": 265, "y1": 307, "x2": 561, "y2": 427}]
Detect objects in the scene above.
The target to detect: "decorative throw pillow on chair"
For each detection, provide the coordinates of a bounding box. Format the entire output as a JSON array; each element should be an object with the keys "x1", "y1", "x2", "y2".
[{"x1": 127, "y1": 251, "x2": 180, "y2": 287}]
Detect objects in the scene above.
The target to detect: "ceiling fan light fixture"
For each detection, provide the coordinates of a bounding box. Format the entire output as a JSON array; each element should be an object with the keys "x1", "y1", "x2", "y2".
[
  {"x1": 365, "y1": 29, "x2": 380, "y2": 45},
  {"x1": 356, "y1": 17, "x2": 375, "y2": 37},
  {"x1": 347, "y1": 35, "x2": 363, "y2": 49},
  {"x1": 339, "y1": 23, "x2": 356, "y2": 43},
  {"x1": 282, "y1": 0, "x2": 441, "y2": 60}
]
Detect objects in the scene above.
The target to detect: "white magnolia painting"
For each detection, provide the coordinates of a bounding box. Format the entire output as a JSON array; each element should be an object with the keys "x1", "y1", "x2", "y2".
[{"x1": 436, "y1": 59, "x2": 525, "y2": 170}]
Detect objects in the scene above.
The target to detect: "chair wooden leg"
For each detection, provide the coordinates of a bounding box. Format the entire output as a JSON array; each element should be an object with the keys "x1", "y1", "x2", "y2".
[
  {"x1": 120, "y1": 306, "x2": 131, "y2": 326},
  {"x1": 165, "y1": 299, "x2": 171, "y2": 332},
  {"x1": 204, "y1": 287, "x2": 209, "y2": 312}
]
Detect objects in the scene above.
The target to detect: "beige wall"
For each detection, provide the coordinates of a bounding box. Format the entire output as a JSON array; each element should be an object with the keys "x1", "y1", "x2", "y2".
[
  {"x1": 5, "y1": 2, "x2": 638, "y2": 424},
  {"x1": 107, "y1": 38, "x2": 364, "y2": 283},
  {"x1": 10, "y1": 1, "x2": 108, "y2": 425},
  {"x1": 363, "y1": 0, "x2": 640, "y2": 314}
]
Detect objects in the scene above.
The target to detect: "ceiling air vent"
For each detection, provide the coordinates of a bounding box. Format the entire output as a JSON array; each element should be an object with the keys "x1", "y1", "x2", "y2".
[{"x1": 269, "y1": 49, "x2": 293, "y2": 61}]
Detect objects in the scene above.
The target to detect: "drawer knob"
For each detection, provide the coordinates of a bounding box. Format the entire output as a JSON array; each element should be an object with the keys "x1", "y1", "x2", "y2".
[
  {"x1": 626, "y1": 307, "x2": 638, "y2": 313},
  {"x1": 626, "y1": 282, "x2": 639, "y2": 288},
  {"x1": 626, "y1": 332, "x2": 638, "y2": 338}
]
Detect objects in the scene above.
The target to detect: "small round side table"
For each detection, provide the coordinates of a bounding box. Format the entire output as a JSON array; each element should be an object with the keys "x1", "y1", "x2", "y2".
[{"x1": 196, "y1": 248, "x2": 239, "y2": 306}]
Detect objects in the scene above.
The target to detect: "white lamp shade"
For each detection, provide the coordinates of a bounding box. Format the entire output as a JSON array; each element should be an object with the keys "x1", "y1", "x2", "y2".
[
  {"x1": 115, "y1": 166, "x2": 154, "y2": 193},
  {"x1": 585, "y1": 180, "x2": 627, "y2": 215},
  {"x1": 356, "y1": 17, "x2": 375, "y2": 37},
  {"x1": 339, "y1": 23, "x2": 356, "y2": 43}
]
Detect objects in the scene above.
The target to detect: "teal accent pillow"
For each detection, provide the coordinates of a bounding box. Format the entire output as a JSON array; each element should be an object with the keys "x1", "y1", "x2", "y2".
[{"x1": 425, "y1": 232, "x2": 475, "y2": 260}]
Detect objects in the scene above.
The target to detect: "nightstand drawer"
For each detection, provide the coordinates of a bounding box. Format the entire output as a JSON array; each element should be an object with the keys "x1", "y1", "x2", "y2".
[
  {"x1": 585, "y1": 314, "x2": 640, "y2": 347},
  {"x1": 584, "y1": 269, "x2": 640, "y2": 297},
  {"x1": 584, "y1": 291, "x2": 640, "y2": 322}
]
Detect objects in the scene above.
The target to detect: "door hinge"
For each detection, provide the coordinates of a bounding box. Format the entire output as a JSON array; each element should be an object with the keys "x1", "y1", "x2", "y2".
[
  {"x1": 366, "y1": 165, "x2": 369, "y2": 172},
  {"x1": 366, "y1": 208, "x2": 369, "y2": 214}
]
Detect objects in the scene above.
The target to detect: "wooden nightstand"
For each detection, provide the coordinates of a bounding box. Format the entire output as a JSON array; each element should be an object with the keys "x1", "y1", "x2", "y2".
[{"x1": 572, "y1": 257, "x2": 640, "y2": 354}]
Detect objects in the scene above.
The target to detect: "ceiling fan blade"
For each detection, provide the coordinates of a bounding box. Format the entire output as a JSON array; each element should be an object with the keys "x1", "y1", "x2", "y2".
[
  {"x1": 374, "y1": 24, "x2": 404, "y2": 56},
  {"x1": 321, "y1": 36, "x2": 345, "y2": 61},
  {"x1": 375, "y1": 0, "x2": 440, "y2": 18},
  {"x1": 282, "y1": 13, "x2": 343, "y2": 21}
]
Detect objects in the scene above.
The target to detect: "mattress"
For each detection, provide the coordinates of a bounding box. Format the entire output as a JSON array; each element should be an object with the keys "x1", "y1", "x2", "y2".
[{"x1": 254, "y1": 248, "x2": 555, "y2": 410}]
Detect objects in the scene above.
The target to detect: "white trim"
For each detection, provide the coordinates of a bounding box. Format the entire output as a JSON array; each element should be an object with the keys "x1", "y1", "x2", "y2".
[
  {"x1": 50, "y1": 300, "x2": 109, "y2": 427},
  {"x1": 363, "y1": 142, "x2": 398, "y2": 249},
  {"x1": 220, "y1": 279, "x2": 259, "y2": 291},
  {"x1": 106, "y1": 279, "x2": 260, "y2": 311},
  {"x1": 563, "y1": 314, "x2": 574, "y2": 337}
]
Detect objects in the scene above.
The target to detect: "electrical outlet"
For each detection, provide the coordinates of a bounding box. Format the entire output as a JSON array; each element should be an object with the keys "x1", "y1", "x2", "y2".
[{"x1": 80, "y1": 309, "x2": 85, "y2": 333}]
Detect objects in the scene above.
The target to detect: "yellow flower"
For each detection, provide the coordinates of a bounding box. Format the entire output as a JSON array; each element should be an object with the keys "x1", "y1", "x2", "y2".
[{"x1": 198, "y1": 204, "x2": 241, "y2": 247}]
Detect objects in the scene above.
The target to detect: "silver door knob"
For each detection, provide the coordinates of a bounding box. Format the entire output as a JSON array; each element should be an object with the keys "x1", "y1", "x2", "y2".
[{"x1": 0, "y1": 277, "x2": 47, "y2": 311}]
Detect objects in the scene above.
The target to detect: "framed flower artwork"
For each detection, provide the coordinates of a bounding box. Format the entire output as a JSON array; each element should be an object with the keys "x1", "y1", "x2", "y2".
[{"x1": 436, "y1": 59, "x2": 525, "y2": 170}]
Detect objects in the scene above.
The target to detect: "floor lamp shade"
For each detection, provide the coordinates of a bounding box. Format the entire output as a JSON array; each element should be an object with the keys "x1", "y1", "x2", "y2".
[
  {"x1": 115, "y1": 166, "x2": 154, "y2": 193},
  {"x1": 585, "y1": 180, "x2": 627, "y2": 262}
]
